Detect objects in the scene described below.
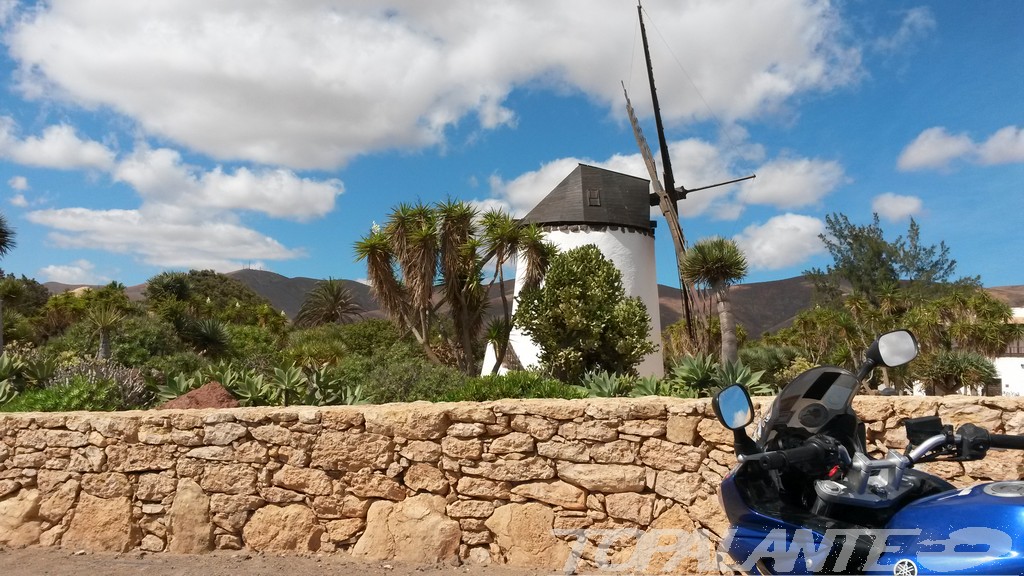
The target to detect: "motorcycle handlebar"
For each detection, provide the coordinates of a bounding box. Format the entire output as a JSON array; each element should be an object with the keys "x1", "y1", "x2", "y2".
[
  {"x1": 740, "y1": 443, "x2": 825, "y2": 471},
  {"x1": 988, "y1": 434, "x2": 1024, "y2": 450}
]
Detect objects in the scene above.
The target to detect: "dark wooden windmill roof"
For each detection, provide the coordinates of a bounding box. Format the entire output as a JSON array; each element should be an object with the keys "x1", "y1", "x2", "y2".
[{"x1": 522, "y1": 164, "x2": 652, "y2": 231}]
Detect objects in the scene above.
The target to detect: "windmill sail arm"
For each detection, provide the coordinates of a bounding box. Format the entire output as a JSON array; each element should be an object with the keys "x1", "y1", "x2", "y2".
[{"x1": 623, "y1": 83, "x2": 671, "y2": 208}]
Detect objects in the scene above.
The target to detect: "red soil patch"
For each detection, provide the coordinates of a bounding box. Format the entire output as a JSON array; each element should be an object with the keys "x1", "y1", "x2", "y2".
[{"x1": 157, "y1": 381, "x2": 239, "y2": 410}]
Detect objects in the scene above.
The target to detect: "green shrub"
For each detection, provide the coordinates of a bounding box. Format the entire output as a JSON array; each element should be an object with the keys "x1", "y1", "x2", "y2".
[
  {"x1": 334, "y1": 341, "x2": 468, "y2": 403},
  {"x1": 51, "y1": 360, "x2": 151, "y2": 409},
  {"x1": 227, "y1": 324, "x2": 283, "y2": 369},
  {"x1": 580, "y1": 370, "x2": 633, "y2": 397},
  {"x1": 0, "y1": 376, "x2": 122, "y2": 412},
  {"x1": 284, "y1": 324, "x2": 349, "y2": 367},
  {"x1": 337, "y1": 319, "x2": 405, "y2": 357},
  {"x1": 439, "y1": 371, "x2": 587, "y2": 402}
]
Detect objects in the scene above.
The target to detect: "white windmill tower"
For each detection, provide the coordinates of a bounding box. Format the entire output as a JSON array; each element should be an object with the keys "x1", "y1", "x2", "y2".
[{"x1": 482, "y1": 163, "x2": 664, "y2": 378}]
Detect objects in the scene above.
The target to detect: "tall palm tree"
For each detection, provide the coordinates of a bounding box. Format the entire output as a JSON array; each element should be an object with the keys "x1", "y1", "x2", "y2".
[
  {"x1": 0, "y1": 214, "x2": 16, "y2": 351},
  {"x1": 681, "y1": 237, "x2": 749, "y2": 364},
  {"x1": 295, "y1": 278, "x2": 363, "y2": 327},
  {"x1": 438, "y1": 200, "x2": 486, "y2": 373},
  {"x1": 86, "y1": 303, "x2": 125, "y2": 360},
  {"x1": 481, "y1": 214, "x2": 556, "y2": 373}
]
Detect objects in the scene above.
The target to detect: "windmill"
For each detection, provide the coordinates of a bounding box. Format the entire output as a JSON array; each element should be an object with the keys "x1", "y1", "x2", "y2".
[{"x1": 623, "y1": 2, "x2": 755, "y2": 341}]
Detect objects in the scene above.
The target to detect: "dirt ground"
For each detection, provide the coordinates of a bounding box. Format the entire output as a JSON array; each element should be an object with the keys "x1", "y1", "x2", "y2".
[{"x1": 0, "y1": 547, "x2": 555, "y2": 576}]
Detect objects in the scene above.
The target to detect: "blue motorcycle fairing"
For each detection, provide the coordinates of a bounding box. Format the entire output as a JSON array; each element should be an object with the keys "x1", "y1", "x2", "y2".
[
  {"x1": 721, "y1": 471, "x2": 887, "y2": 575},
  {"x1": 873, "y1": 482, "x2": 1024, "y2": 575}
]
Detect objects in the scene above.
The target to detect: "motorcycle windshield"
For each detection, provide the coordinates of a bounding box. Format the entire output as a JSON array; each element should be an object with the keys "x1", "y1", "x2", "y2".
[{"x1": 755, "y1": 366, "x2": 861, "y2": 448}]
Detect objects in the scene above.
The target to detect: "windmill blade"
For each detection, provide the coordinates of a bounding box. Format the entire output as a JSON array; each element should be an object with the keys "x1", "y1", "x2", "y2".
[{"x1": 623, "y1": 83, "x2": 663, "y2": 201}]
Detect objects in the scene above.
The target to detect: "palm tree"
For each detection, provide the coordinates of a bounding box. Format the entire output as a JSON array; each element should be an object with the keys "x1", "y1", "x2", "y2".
[
  {"x1": 86, "y1": 303, "x2": 125, "y2": 360},
  {"x1": 0, "y1": 215, "x2": 15, "y2": 351},
  {"x1": 295, "y1": 279, "x2": 363, "y2": 327},
  {"x1": 681, "y1": 237, "x2": 749, "y2": 364},
  {"x1": 437, "y1": 200, "x2": 486, "y2": 373},
  {"x1": 481, "y1": 213, "x2": 556, "y2": 374}
]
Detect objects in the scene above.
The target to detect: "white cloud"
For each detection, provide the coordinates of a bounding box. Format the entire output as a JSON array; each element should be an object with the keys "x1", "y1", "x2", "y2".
[
  {"x1": 37, "y1": 259, "x2": 109, "y2": 284},
  {"x1": 738, "y1": 157, "x2": 845, "y2": 208},
  {"x1": 27, "y1": 207, "x2": 304, "y2": 271},
  {"x1": 7, "y1": 175, "x2": 28, "y2": 191},
  {"x1": 872, "y1": 193, "x2": 922, "y2": 221},
  {"x1": 898, "y1": 125, "x2": 1024, "y2": 171},
  {"x1": 6, "y1": 0, "x2": 861, "y2": 169},
  {"x1": 977, "y1": 126, "x2": 1024, "y2": 165},
  {"x1": 897, "y1": 127, "x2": 974, "y2": 171},
  {"x1": 10, "y1": 194, "x2": 28, "y2": 208},
  {"x1": 114, "y1": 147, "x2": 343, "y2": 222},
  {"x1": 0, "y1": 117, "x2": 115, "y2": 170},
  {"x1": 734, "y1": 214, "x2": 826, "y2": 270},
  {"x1": 874, "y1": 7, "x2": 936, "y2": 54}
]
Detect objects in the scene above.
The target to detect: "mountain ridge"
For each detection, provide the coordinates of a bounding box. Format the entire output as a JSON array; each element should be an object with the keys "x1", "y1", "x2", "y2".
[{"x1": 44, "y1": 269, "x2": 1024, "y2": 338}]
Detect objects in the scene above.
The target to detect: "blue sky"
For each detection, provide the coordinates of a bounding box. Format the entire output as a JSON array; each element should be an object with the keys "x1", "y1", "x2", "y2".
[{"x1": 0, "y1": 1, "x2": 1021, "y2": 288}]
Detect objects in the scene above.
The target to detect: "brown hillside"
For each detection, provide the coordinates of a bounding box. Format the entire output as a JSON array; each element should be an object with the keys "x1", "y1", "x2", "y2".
[{"x1": 44, "y1": 270, "x2": 1024, "y2": 334}]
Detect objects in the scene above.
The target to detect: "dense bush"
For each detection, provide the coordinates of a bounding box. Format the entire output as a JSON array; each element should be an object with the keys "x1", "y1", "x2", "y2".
[
  {"x1": 515, "y1": 245, "x2": 654, "y2": 383},
  {"x1": 227, "y1": 324, "x2": 283, "y2": 369},
  {"x1": 335, "y1": 341, "x2": 469, "y2": 403},
  {"x1": 439, "y1": 371, "x2": 587, "y2": 402},
  {"x1": 0, "y1": 376, "x2": 123, "y2": 412},
  {"x1": 284, "y1": 324, "x2": 349, "y2": 367}
]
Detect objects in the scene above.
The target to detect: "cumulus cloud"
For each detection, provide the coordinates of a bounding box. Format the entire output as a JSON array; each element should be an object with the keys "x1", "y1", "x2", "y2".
[
  {"x1": 977, "y1": 126, "x2": 1024, "y2": 165},
  {"x1": 0, "y1": 117, "x2": 115, "y2": 170},
  {"x1": 734, "y1": 214, "x2": 826, "y2": 270},
  {"x1": 114, "y1": 147, "x2": 343, "y2": 221},
  {"x1": 7, "y1": 175, "x2": 28, "y2": 191},
  {"x1": 27, "y1": 207, "x2": 304, "y2": 272},
  {"x1": 872, "y1": 193, "x2": 922, "y2": 221},
  {"x1": 897, "y1": 127, "x2": 974, "y2": 171},
  {"x1": 738, "y1": 157, "x2": 845, "y2": 208},
  {"x1": 3, "y1": 122, "x2": 343, "y2": 269},
  {"x1": 874, "y1": 7, "x2": 936, "y2": 54},
  {"x1": 5, "y1": 0, "x2": 861, "y2": 169},
  {"x1": 898, "y1": 125, "x2": 1024, "y2": 171},
  {"x1": 37, "y1": 259, "x2": 109, "y2": 284}
]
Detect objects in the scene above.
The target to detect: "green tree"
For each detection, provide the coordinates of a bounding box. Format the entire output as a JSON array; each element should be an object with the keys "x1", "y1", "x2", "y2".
[
  {"x1": 86, "y1": 304, "x2": 125, "y2": 360},
  {"x1": 514, "y1": 244, "x2": 655, "y2": 383},
  {"x1": 355, "y1": 201, "x2": 552, "y2": 375},
  {"x1": 0, "y1": 215, "x2": 16, "y2": 350},
  {"x1": 807, "y1": 213, "x2": 965, "y2": 305},
  {"x1": 681, "y1": 237, "x2": 749, "y2": 364},
  {"x1": 295, "y1": 278, "x2": 363, "y2": 327},
  {"x1": 480, "y1": 209, "x2": 554, "y2": 374}
]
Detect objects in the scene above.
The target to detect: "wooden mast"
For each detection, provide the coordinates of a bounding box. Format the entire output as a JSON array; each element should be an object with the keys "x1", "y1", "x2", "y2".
[{"x1": 634, "y1": 2, "x2": 697, "y2": 339}]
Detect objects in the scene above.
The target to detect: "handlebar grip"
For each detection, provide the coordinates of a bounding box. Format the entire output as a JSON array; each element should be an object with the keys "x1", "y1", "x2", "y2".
[
  {"x1": 988, "y1": 434, "x2": 1024, "y2": 450},
  {"x1": 748, "y1": 443, "x2": 824, "y2": 471}
]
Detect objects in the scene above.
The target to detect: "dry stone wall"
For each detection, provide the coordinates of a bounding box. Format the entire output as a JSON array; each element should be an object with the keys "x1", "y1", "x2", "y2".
[{"x1": 1, "y1": 396, "x2": 1023, "y2": 572}]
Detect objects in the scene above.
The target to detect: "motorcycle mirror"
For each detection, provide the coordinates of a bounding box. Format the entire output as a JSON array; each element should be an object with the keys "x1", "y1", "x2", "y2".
[
  {"x1": 867, "y1": 329, "x2": 919, "y2": 368},
  {"x1": 713, "y1": 384, "x2": 754, "y2": 430}
]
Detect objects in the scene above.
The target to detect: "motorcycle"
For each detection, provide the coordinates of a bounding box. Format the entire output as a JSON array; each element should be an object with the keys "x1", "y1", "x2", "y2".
[{"x1": 712, "y1": 329, "x2": 1024, "y2": 575}]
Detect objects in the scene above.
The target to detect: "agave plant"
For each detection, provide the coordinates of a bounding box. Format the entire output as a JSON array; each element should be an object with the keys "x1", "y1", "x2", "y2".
[
  {"x1": 229, "y1": 373, "x2": 270, "y2": 407},
  {"x1": 629, "y1": 375, "x2": 671, "y2": 397},
  {"x1": 0, "y1": 352, "x2": 24, "y2": 383},
  {"x1": 0, "y1": 379, "x2": 17, "y2": 405},
  {"x1": 665, "y1": 354, "x2": 719, "y2": 397},
  {"x1": 156, "y1": 373, "x2": 199, "y2": 403},
  {"x1": 580, "y1": 370, "x2": 633, "y2": 398},
  {"x1": 22, "y1": 354, "x2": 60, "y2": 389},
  {"x1": 717, "y1": 359, "x2": 771, "y2": 396},
  {"x1": 268, "y1": 363, "x2": 308, "y2": 406},
  {"x1": 338, "y1": 383, "x2": 372, "y2": 405}
]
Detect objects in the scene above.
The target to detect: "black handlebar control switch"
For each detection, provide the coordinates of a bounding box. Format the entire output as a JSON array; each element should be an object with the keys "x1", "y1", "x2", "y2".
[{"x1": 904, "y1": 416, "x2": 944, "y2": 448}]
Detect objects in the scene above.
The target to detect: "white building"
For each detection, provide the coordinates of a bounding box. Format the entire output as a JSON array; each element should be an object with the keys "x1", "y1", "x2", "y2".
[
  {"x1": 482, "y1": 164, "x2": 664, "y2": 378},
  {"x1": 994, "y1": 307, "x2": 1024, "y2": 396}
]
